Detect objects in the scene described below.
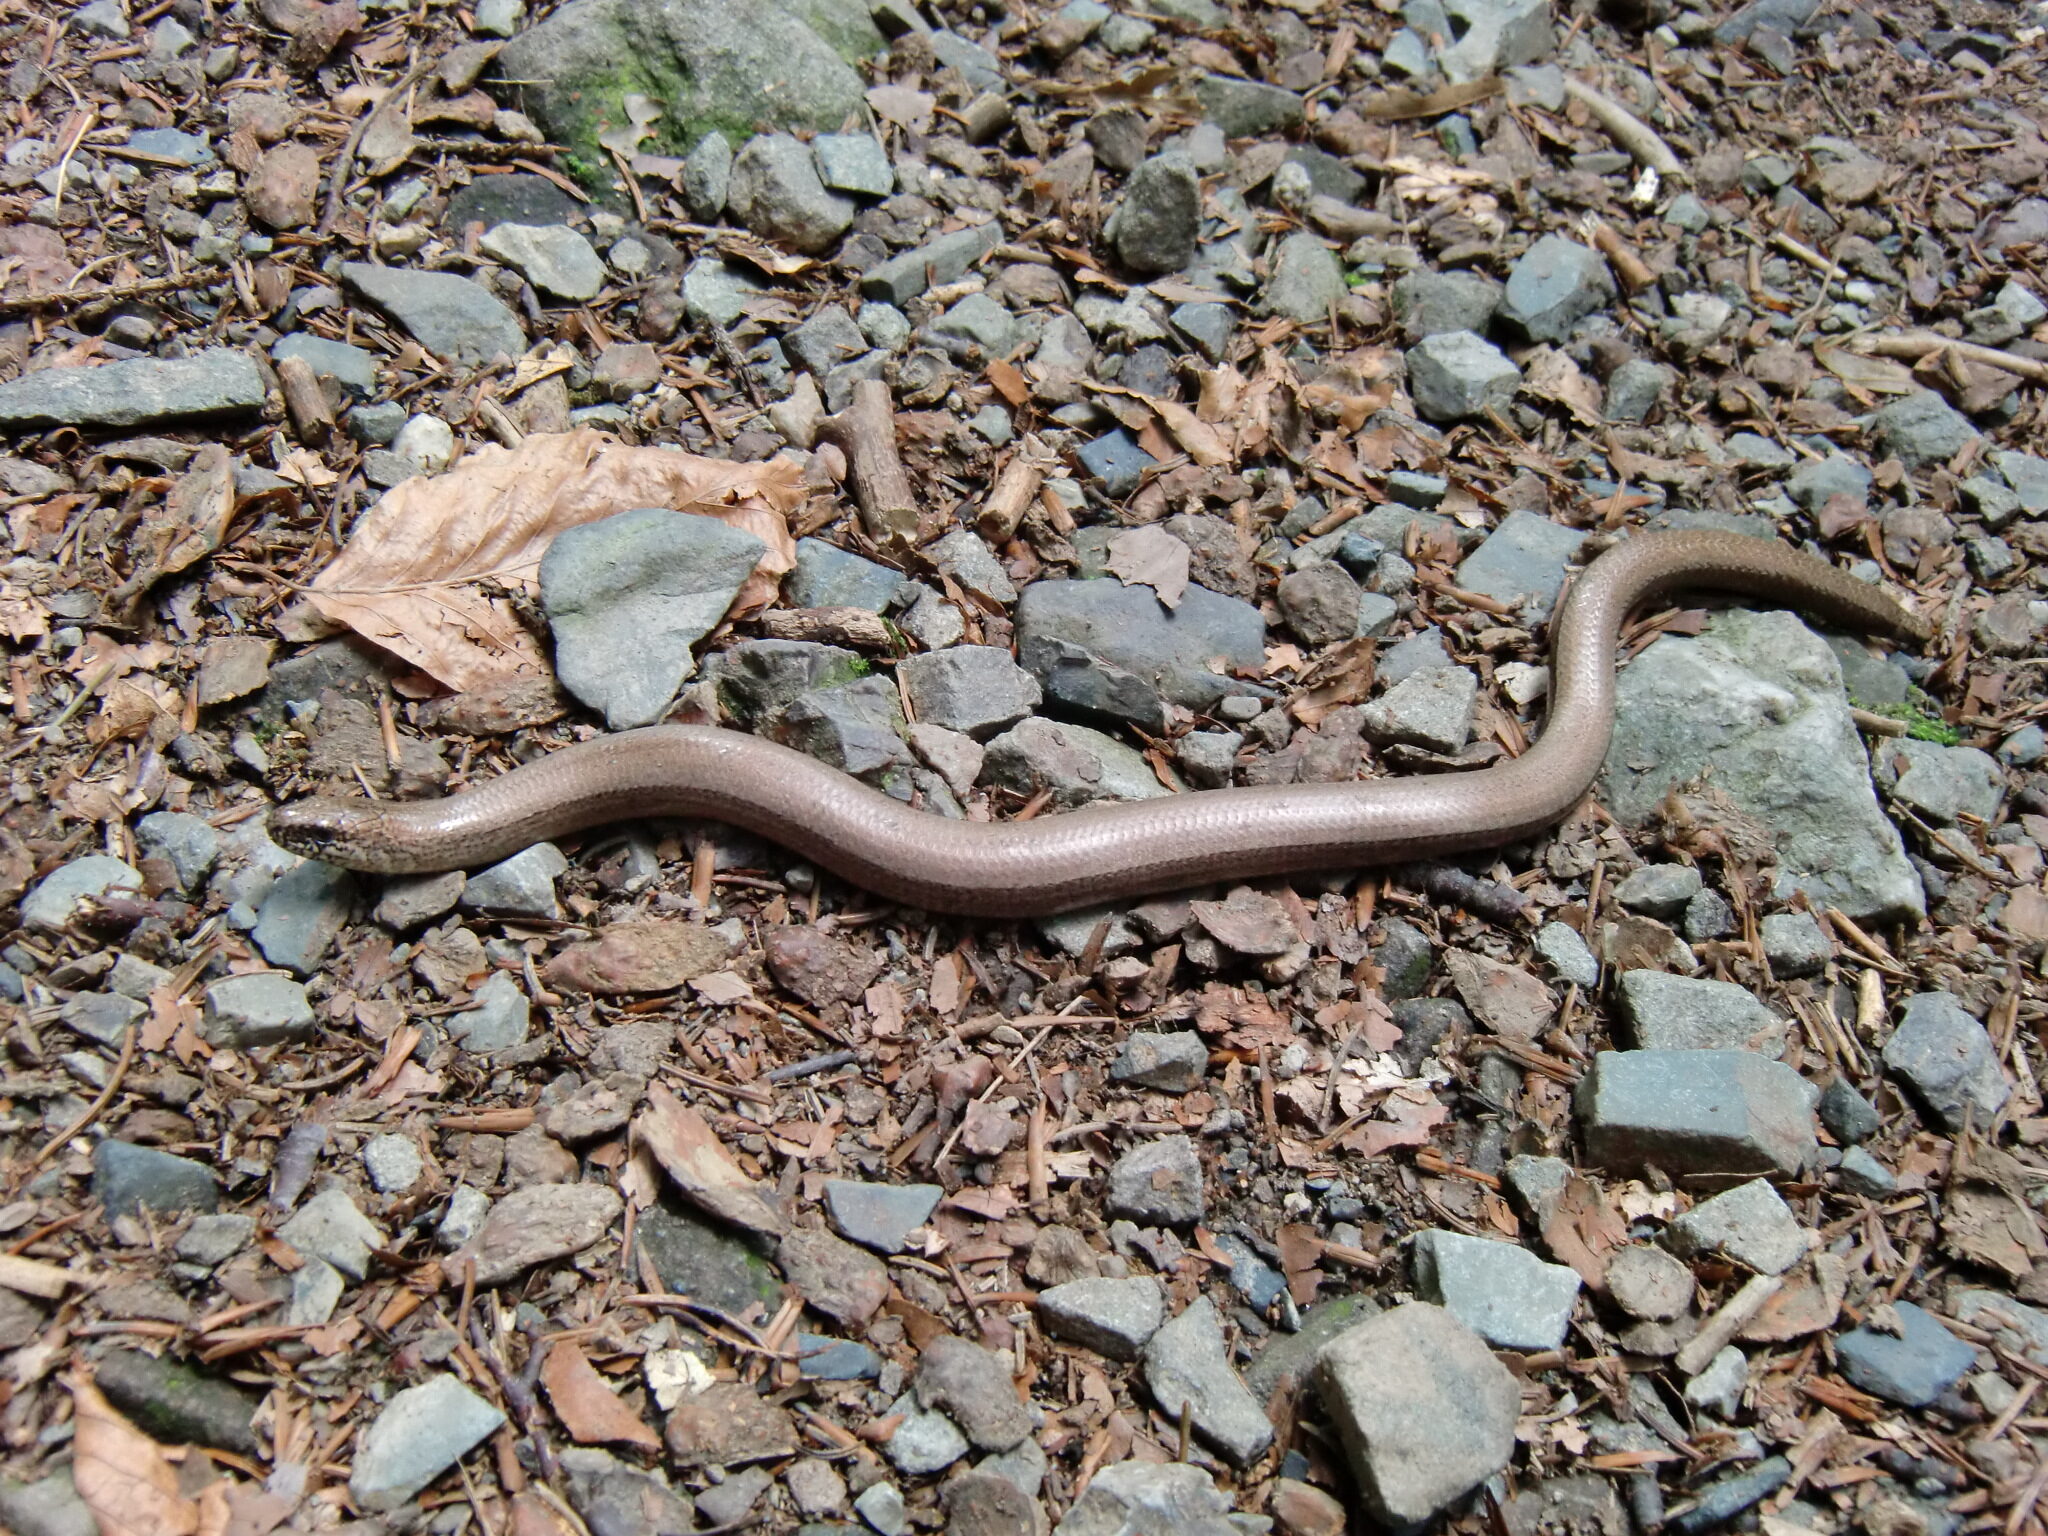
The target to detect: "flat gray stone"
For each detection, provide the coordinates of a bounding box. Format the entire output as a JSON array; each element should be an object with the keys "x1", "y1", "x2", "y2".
[
  {"x1": 859, "y1": 222, "x2": 1003, "y2": 306},
  {"x1": 0, "y1": 350, "x2": 265, "y2": 430},
  {"x1": 982, "y1": 717, "x2": 1168, "y2": 808},
  {"x1": 1052, "y1": 1462, "x2": 1240, "y2": 1536},
  {"x1": 252, "y1": 860, "x2": 357, "y2": 976},
  {"x1": 373, "y1": 870, "x2": 466, "y2": 929},
  {"x1": 1263, "y1": 230, "x2": 1346, "y2": 322},
  {"x1": 1455, "y1": 509, "x2": 1588, "y2": 621},
  {"x1": 93, "y1": 1141, "x2": 219, "y2": 1219},
  {"x1": 823, "y1": 1179, "x2": 940, "y2": 1253},
  {"x1": 783, "y1": 310, "x2": 869, "y2": 381},
  {"x1": 448, "y1": 970, "x2": 531, "y2": 1053},
  {"x1": 1533, "y1": 922, "x2": 1599, "y2": 988},
  {"x1": 1112, "y1": 1031, "x2": 1209, "y2": 1092},
  {"x1": 540, "y1": 507, "x2": 766, "y2": 729},
  {"x1": 1761, "y1": 911, "x2": 1831, "y2": 978},
  {"x1": 135, "y1": 811, "x2": 220, "y2": 891},
  {"x1": 1871, "y1": 737, "x2": 2005, "y2": 825},
  {"x1": 1616, "y1": 865, "x2": 1707, "y2": 916},
  {"x1": 1142, "y1": 1296, "x2": 1272, "y2": 1466},
  {"x1": 1870, "y1": 391, "x2": 1980, "y2": 468},
  {"x1": 1315, "y1": 1302, "x2": 1519, "y2": 1527},
  {"x1": 1663, "y1": 1178, "x2": 1807, "y2": 1275},
  {"x1": 1361, "y1": 665, "x2": 1477, "y2": 754},
  {"x1": 1109, "y1": 152, "x2": 1200, "y2": 276},
  {"x1": 202, "y1": 972, "x2": 316, "y2": 1048},
  {"x1": 1605, "y1": 1244, "x2": 1694, "y2": 1321},
  {"x1": 363, "y1": 1134, "x2": 424, "y2": 1194},
  {"x1": 1193, "y1": 74, "x2": 1303, "y2": 135},
  {"x1": 1437, "y1": 0, "x2": 1552, "y2": 80},
  {"x1": 1882, "y1": 991, "x2": 2010, "y2": 1132},
  {"x1": 768, "y1": 674, "x2": 910, "y2": 780},
  {"x1": 898, "y1": 646, "x2": 1040, "y2": 738},
  {"x1": 1602, "y1": 608, "x2": 1924, "y2": 924},
  {"x1": 1407, "y1": 330, "x2": 1521, "y2": 421},
  {"x1": 480, "y1": 222, "x2": 606, "y2": 301},
  {"x1": 462, "y1": 843, "x2": 568, "y2": 919},
  {"x1": 1834, "y1": 1302, "x2": 1974, "y2": 1407},
  {"x1": 342, "y1": 263, "x2": 524, "y2": 366},
  {"x1": 885, "y1": 1402, "x2": 968, "y2": 1475},
  {"x1": 1106, "y1": 1134, "x2": 1204, "y2": 1225},
  {"x1": 1391, "y1": 269, "x2": 1502, "y2": 340},
  {"x1": 1615, "y1": 970, "x2": 1784, "y2": 1055},
  {"x1": 21, "y1": 855, "x2": 143, "y2": 933},
  {"x1": 1577, "y1": 1049, "x2": 1818, "y2": 1178},
  {"x1": 1039, "y1": 1276, "x2": 1166, "y2": 1360},
  {"x1": 176, "y1": 1213, "x2": 256, "y2": 1267},
  {"x1": 813, "y1": 132, "x2": 893, "y2": 197},
  {"x1": 277, "y1": 1187, "x2": 385, "y2": 1279},
  {"x1": 273, "y1": 334, "x2": 378, "y2": 398},
  {"x1": 349, "y1": 1376, "x2": 505, "y2": 1511},
  {"x1": 729, "y1": 132, "x2": 856, "y2": 254},
  {"x1": 1411, "y1": 1230, "x2": 1582, "y2": 1350},
  {"x1": 1498, "y1": 234, "x2": 1616, "y2": 342},
  {"x1": 915, "y1": 1335, "x2": 1033, "y2": 1451},
  {"x1": 58, "y1": 991, "x2": 143, "y2": 1047}
]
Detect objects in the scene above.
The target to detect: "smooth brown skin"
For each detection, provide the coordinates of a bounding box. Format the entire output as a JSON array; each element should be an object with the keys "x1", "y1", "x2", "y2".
[{"x1": 270, "y1": 531, "x2": 1926, "y2": 916}]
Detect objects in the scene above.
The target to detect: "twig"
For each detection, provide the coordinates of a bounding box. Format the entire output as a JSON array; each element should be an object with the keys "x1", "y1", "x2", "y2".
[
  {"x1": 1854, "y1": 330, "x2": 2048, "y2": 387},
  {"x1": 20, "y1": 1026, "x2": 136, "y2": 1186},
  {"x1": 469, "y1": 1314, "x2": 560, "y2": 1485},
  {"x1": 320, "y1": 59, "x2": 431, "y2": 238},
  {"x1": 1562, "y1": 76, "x2": 1685, "y2": 181},
  {"x1": 0, "y1": 268, "x2": 226, "y2": 319},
  {"x1": 764, "y1": 1049, "x2": 858, "y2": 1083},
  {"x1": 817, "y1": 378, "x2": 920, "y2": 549}
]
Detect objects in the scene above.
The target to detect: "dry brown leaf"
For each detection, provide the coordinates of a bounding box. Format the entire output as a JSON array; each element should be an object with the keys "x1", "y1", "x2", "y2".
[
  {"x1": 540, "y1": 1341, "x2": 662, "y2": 1450},
  {"x1": 635, "y1": 1084, "x2": 787, "y2": 1237},
  {"x1": 108, "y1": 444, "x2": 237, "y2": 623},
  {"x1": 1817, "y1": 342, "x2": 1917, "y2": 397},
  {"x1": 308, "y1": 430, "x2": 799, "y2": 692},
  {"x1": 1148, "y1": 397, "x2": 1231, "y2": 466},
  {"x1": 71, "y1": 1373, "x2": 199, "y2": 1536},
  {"x1": 1541, "y1": 1175, "x2": 1630, "y2": 1291},
  {"x1": 1105, "y1": 525, "x2": 1191, "y2": 609},
  {"x1": 1520, "y1": 348, "x2": 1603, "y2": 427}
]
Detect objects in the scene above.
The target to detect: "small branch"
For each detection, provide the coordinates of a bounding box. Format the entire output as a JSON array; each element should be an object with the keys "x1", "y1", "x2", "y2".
[
  {"x1": 1854, "y1": 330, "x2": 2048, "y2": 387},
  {"x1": 1562, "y1": 76, "x2": 1686, "y2": 182},
  {"x1": 320, "y1": 59, "x2": 432, "y2": 238},
  {"x1": 20, "y1": 1026, "x2": 136, "y2": 1189},
  {"x1": 0, "y1": 268, "x2": 226, "y2": 320},
  {"x1": 977, "y1": 435, "x2": 1061, "y2": 543},
  {"x1": 817, "y1": 378, "x2": 921, "y2": 550}
]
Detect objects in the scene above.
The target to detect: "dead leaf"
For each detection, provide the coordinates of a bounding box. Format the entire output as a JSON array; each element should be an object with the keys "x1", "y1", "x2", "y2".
[
  {"x1": 541, "y1": 1341, "x2": 662, "y2": 1450},
  {"x1": 543, "y1": 920, "x2": 730, "y2": 994},
  {"x1": 635, "y1": 1084, "x2": 787, "y2": 1237},
  {"x1": 1314, "y1": 996, "x2": 1401, "y2": 1055},
  {"x1": 356, "y1": 84, "x2": 419, "y2": 181},
  {"x1": 1943, "y1": 1184, "x2": 2047, "y2": 1280},
  {"x1": 1148, "y1": 397, "x2": 1231, "y2": 466},
  {"x1": 1541, "y1": 1175, "x2": 1630, "y2": 1290},
  {"x1": 1355, "y1": 77, "x2": 1501, "y2": 120},
  {"x1": 108, "y1": 444, "x2": 237, "y2": 623},
  {"x1": 307, "y1": 430, "x2": 799, "y2": 693},
  {"x1": 1105, "y1": 525, "x2": 1190, "y2": 609},
  {"x1": 1818, "y1": 342, "x2": 1917, "y2": 397},
  {"x1": 71, "y1": 1373, "x2": 199, "y2": 1536},
  {"x1": 1520, "y1": 348, "x2": 1603, "y2": 427},
  {"x1": 1344, "y1": 1086, "x2": 1448, "y2": 1155}
]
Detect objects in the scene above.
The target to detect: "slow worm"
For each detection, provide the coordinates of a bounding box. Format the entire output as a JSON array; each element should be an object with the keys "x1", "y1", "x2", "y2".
[{"x1": 269, "y1": 530, "x2": 1925, "y2": 916}]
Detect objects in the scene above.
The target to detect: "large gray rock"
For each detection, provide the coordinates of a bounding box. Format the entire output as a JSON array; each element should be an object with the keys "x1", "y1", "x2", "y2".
[
  {"x1": 479, "y1": 222, "x2": 606, "y2": 302},
  {"x1": 342, "y1": 264, "x2": 525, "y2": 366},
  {"x1": 1870, "y1": 391, "x2": 1981, "y2": 467},
  {"x1": 1497, "y1": 233, "x2": 1616, "y2": 342},
  {"x1": 1614, "y1": 971, "x2": 1784, "y2": 1055},
  {"x1": 1052, "y1": 1461, "x2": 1242, "y2": 1536},
  {"x1": 1455, "y1": 509, "x2": 1588, "y2": 620},
  {"x1": 1834, "y1": 1302, "x2": 1975, "y2": 1407},
  {"x1": 93, "y1": 1141, "x2": 219, "y2": 1219},
  {"x1": 1015, "y1": 579, "x2": 1264, "y2": 730},
  {"x1": 1577, "y1": 1049, "x2": 1818, "y2": 1177},
  {"x1": 1108, "y1": 153, "x2": 1200, "y2": 276},
  {"x1": 1663, "y1": 1178, "x2": 1808, "y2": 1275},
  {"x1": 898, "y1": 647, "x2": 1041, "y2": 739},
  {"x1": 1315, "y1": 1302, "x2": 1519, "y2": 1527},
  {"x1": 0, "y1": 350, "x2": 265, "y2": 430},
  {"x1": 252, "y1": 860, "x2": 357, "y2": 976},
  {"x1": 493, "y1": 0, "x2": 866, "y2": 183},
  {"x1": 1601, "y1": 607, "x2": 1923, "y2": 924},
  {"x1": 1039, "y1": 1276, "x2": 1166, "y2": 1360},
  {"x1": 1407, "y1": 330, "x2": 1521, "y2": 421},
  {"x1": 1882, "y1": 991, "x2": 2010, "y2": 1131},
  {"x1": 540, "y1": 507, "x2": 766, "y2": 729}
]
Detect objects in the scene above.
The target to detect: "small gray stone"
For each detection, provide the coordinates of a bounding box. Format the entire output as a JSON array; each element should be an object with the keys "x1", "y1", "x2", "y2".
[
  {"x1": 480, "y1": 222, "x2": 605, "y2": 302},
  {"x1": 1817, "y1": 1077, "x2": 1880, "y2": 1145},
  {"x1": 1605, "y1": 1244, "x2": 1694, "y2": 1322},
  {"x1": 1314, "y1": 1302, "x2": 1519, "y2": 1527},
  {"x1": 728, "y1": 133, "x2": 856, "y2": 254},
  {"x1": 898, "y1": 647, "x2": 1041, "y2": 740},
  {"x1": 342, "y1": 263, "x2": 525, "y2": 366},
  {"x1": 1577, "y1": 1049, "x2": 1818, "y2": 1177},
  {"x1": 21, "y1": 855, "x2": 143, "y2": 934},
  {"x1": 1051, "y1": 1462, "x2": 1237, "y2": 1536},
  {"x1": 983, "y1": 718, "x2": 1168, "y2": 808},
  {"x1": 1606, "y1": 358, "x2": 1674, "y2": 422},
  {"x1": 1170, "y1": 302, "x2": 1235, "y2": 362},
  {"x1": 462, "y1": 844, "x2": 568, "y2": 920},
  {"x1": 929, "y1": 528, "x2": 1016, "y2": 605},
  {"x1": 253, "y1": 860, "x2": 357, "y2": 976},
  {"x1": 770, "y1": 675, "x2": 910, "y2": 779},
  {"x1": 1615, "y1": 863, "x2": 1703, "y2": 916},
  {"x1": 795, "y1": 1332, "x2": 882, "y2": 1381},
  {"x1": 884, "y1": 1402, "x2": 968, "y2": 1475},
  {"x1": 1455, "y1": 509, "x2": 1589, "y2": 621},
  {"x1": 1615, "y1": 971, "x2": 1783, "y2": 1055},
  {"x1": 1193, "y1": 74, "x2": 1304, "y2": 136},
  {"x1": 1263, "y1": 231, "x2": 1346, "y2": 323},
  {"x1": 1406, "y1": 330, "x2": 1521, "y2": 421},
  {"x1": 1278, "y1": 561, "x2": 1365, "y2": 647},
  {"x1": 1176, "y1": 730, "x2": 1241, "y2": 789},
  {"x1": 1683, "y1": 888, "x2": 1737, "y2": 941},
  {"x1": 855, "y1": 1480, "x2": 909, "y2": 1535},
  {"x1": 272, "y1": 335, "x2": 378, "y2": 399},
  {"x1": 175, "y1": 1213, "x2": 255, "y2": 1267},
  {"x1": 1142, "y1": 1296, "x2": 1271, "y2": 1465},
  {"x1": 1410, "y1": 1229, "x2": 1582, "y2": 1350},
  {"x1": 1106, "y1": 1134, "x2": 1204, "y2": 1225},
  {"x1": 1834, "y1": 1302, "x2": 1974, "y2": 1407},
  {"x1": 1109, "y1": 153, "x2": 1201, "y2": 276},
  {"x1": 94, "y1": 1348, "x2": 260, "y2": 1456},
  {"x1": 683, "y1": 131, "x2": 733, "y2": 220},
  {"x1": 1112, "y1": 1031, "x2": 1210, "y2": 1093},
  {"x1": 916, "y1": 1335, "x2": 1033, "y2": 1452},
  {"x1": 1837, "y1": 1146, "x2": 1896, "y2": 1197},
  {"x1": 1039, "y1": 1276, "x2": 1166, "y2": 1360},
  {"x1": 349, "y1": 1376, "x2": 505, "y2": 1511},
  {"x1": 1761, "y1": 911, "x2": 1831, "y2": 978},
  {"x1": 448, "y1": 970, "x2": 531, "y2": 1053},
  {"x1": 1436, "y1": 0, "x2": 1552, "y2": 81},
  {"x1": 202, "y1": 972, "x2": 316, "y2": 1048},
  {"x1": 784, "y1": 309, "x2": 869, "y2": 381},
  {"x1": 94, "y1": 1141, "x2": 218, "y2": 1219},
  {"x1": 1362, "y1": 666, "x2": 1477, "y2": 754},
  {"x1": 860, "y1": 223, "x2": 1003, "y2": 306},
  {"x1": 1498, "y1": 234, "x2": 1616, "y2": 342},
  {"x1": 1663, "y1": 1178, "x2": 1807, "y2": 1275},
  {"x1": 1533, "y1": 922, "x2": 1599, "y2": 988},
  {"x1": 1075, "y1": 429, "x2": 1157, "y2": 498},
  {"x1": 1684, "y1": 1345, "x2": 1747, "y2": 1417},
  {"x1": 935, "y1": 292, "x2": 1025, "y2": 357},
  {"x1": 1882, "y1": 991, "x2": 2010, "y2": 1132},
  {"x1": 813, "y1": 132, "x2": 893, "y2": 197},
  {"x1": 1786, "y1": 453, "x2": 1872, "y2": 513},
  {"x1": 823, "y1": 1180, "x2": 941, "y2": 1254},
  {"x1": 681, "y1": 257, "x2": 762, "y2": 327},
  {"x1": 438, "y1": 1186, "x2": 492, "y2": 1249},
  {"x1": 373, "y1": 870, "x2": 466, "y2": 929},
  {"x1": 1391, "y1": 269, "x2": 1501, "y2": 340},
  {"x1": 59, "y1": 992, "x2": 144, "y2": 1048},
  {"x1": 1872, "y1": 738, "x2": 2005, "y2": 825},
  {"x1": 134, "y1": 811, "x2": 220, "y2": 891},
  {"x1": 363, "y1": 1134, "x2": 424, "y2": 1194},
  {"x1": 277, "y1": 1187, "x2": 384, "y2": 1279},
  {"x1": 1870, "y1": 391, "x2": 1980, "y2": 468},
  {"x1": 540, "y1": 507, "x2": 767, "y2": 730},
  {"x1": 287, "y1": 1258, "x2": 344, "y2": 1326}
]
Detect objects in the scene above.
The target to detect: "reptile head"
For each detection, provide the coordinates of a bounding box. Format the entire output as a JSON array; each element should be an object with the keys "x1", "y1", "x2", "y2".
[{"x1": 267, "y1": 797, "x2": 397, "y2": 870}]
